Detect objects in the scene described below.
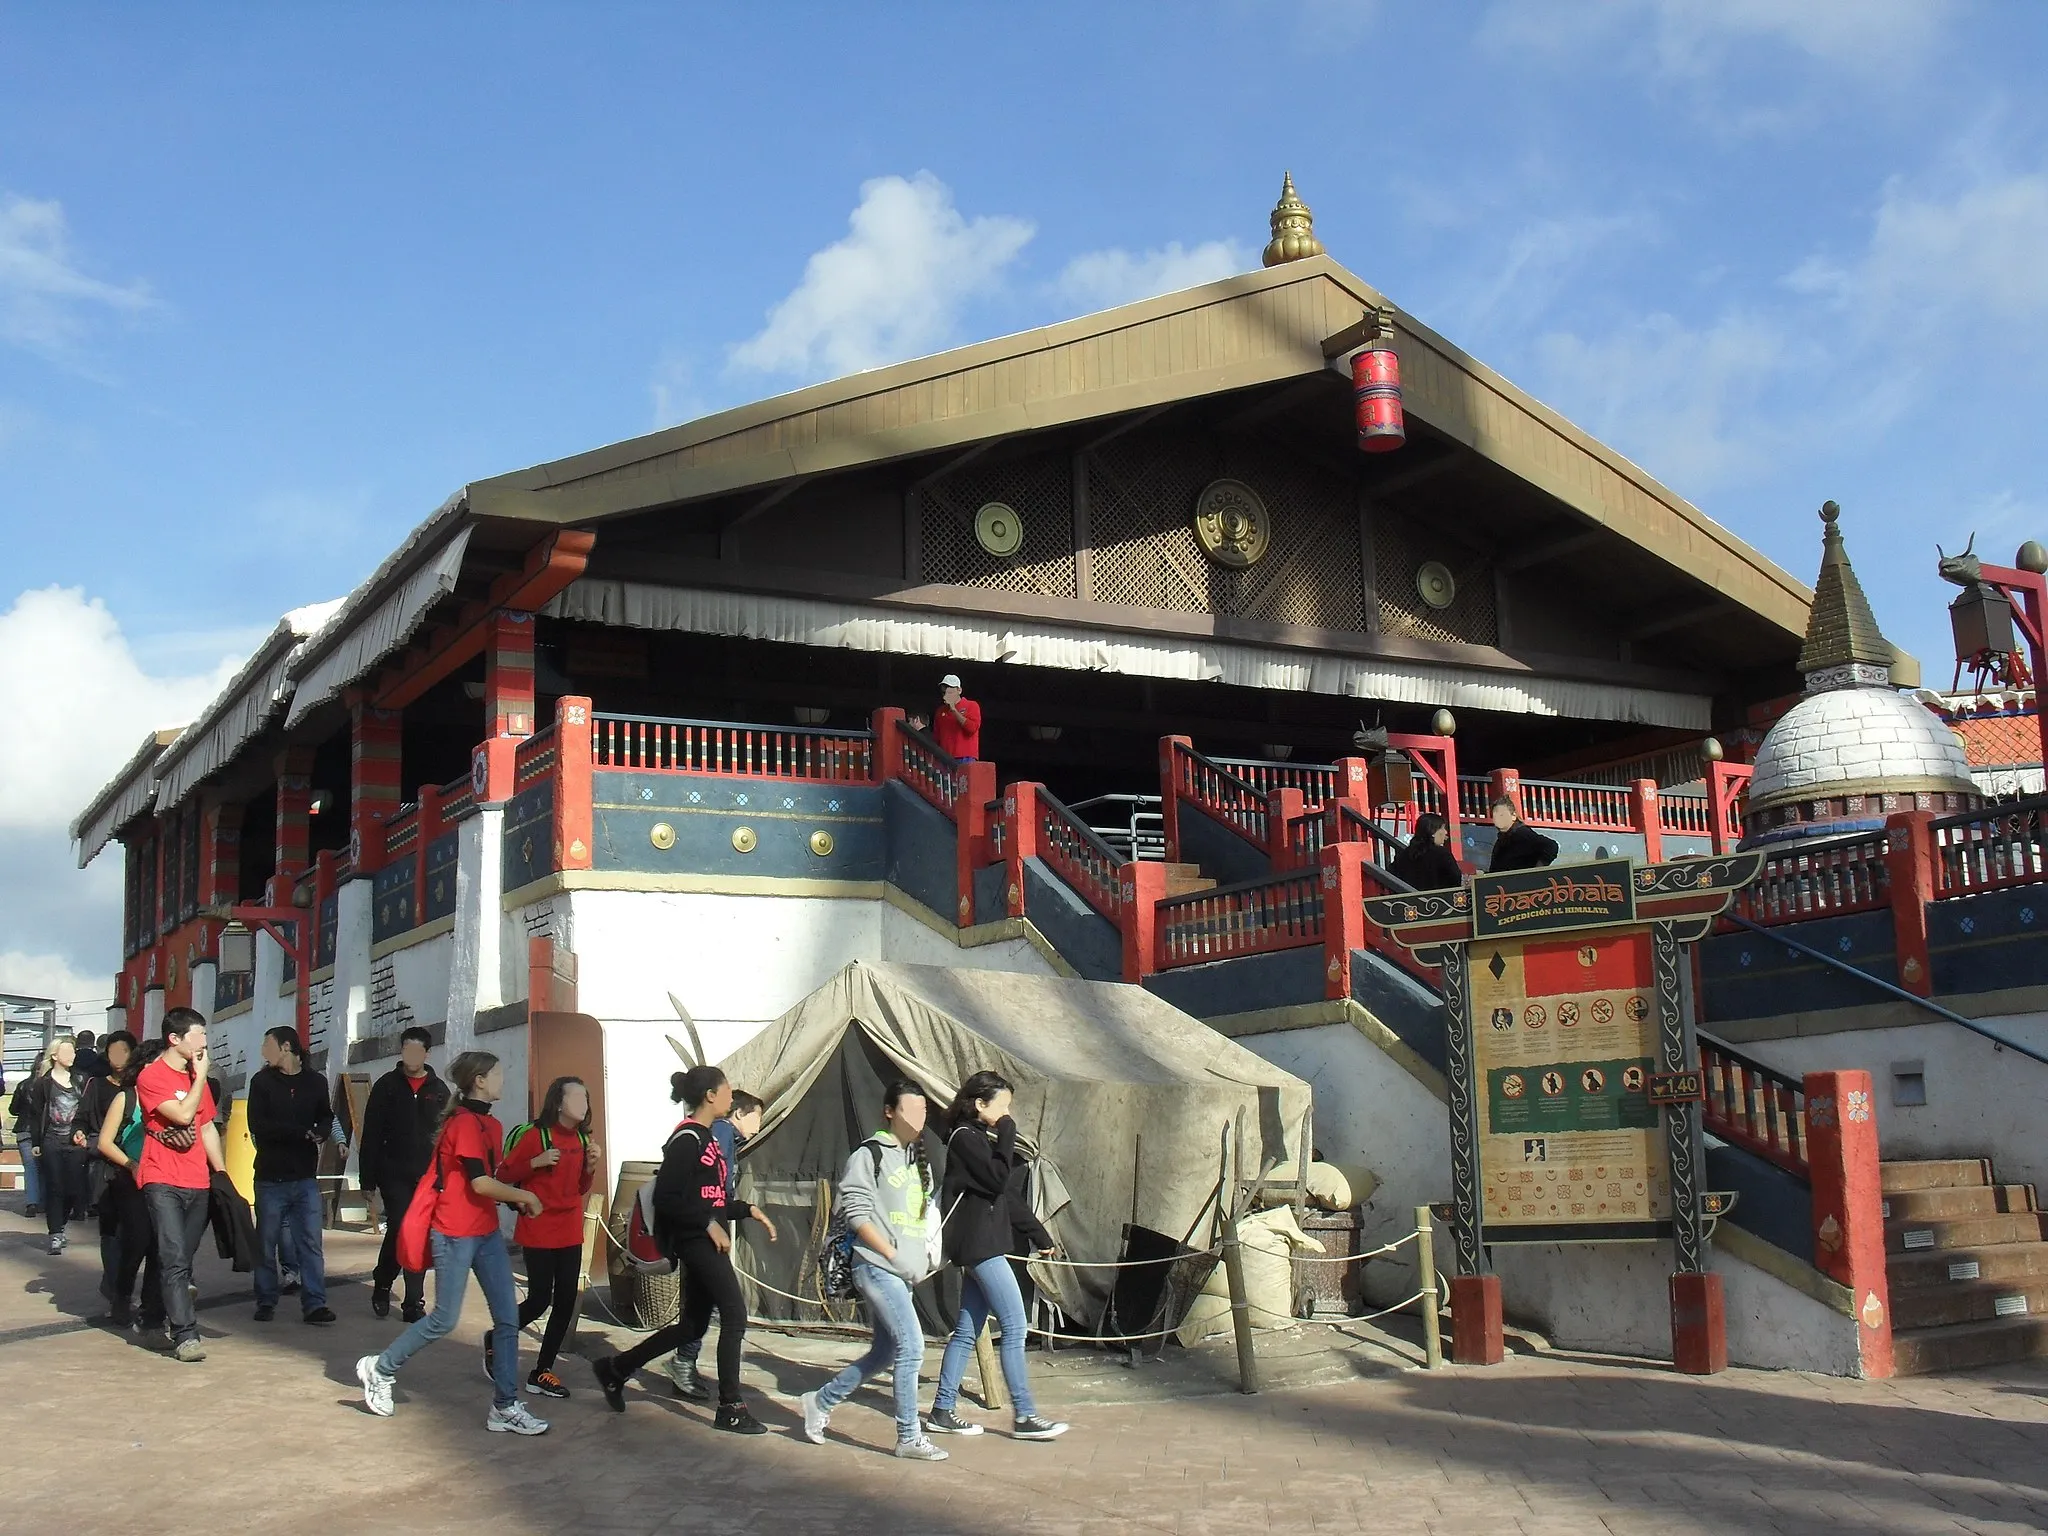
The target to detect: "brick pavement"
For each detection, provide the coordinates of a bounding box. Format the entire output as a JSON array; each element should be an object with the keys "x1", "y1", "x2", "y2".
[{"x1": 3, "y1": 1202, "x2": 2046, "y2": 1535}]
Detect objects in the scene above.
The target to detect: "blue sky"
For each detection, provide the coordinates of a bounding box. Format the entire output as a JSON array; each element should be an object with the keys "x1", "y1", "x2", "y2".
[{"x1": 3, "y1": 1, "x2": 2045, "y2": 1003}]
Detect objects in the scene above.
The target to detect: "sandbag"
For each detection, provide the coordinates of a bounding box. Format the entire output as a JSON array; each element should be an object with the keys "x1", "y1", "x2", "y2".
[
  {"x1": 1304, "y1": 1160, "x2": 1379, "y2": 1211},
  {"x1": 1177, "y1": 1205, "x2": 1325, "y2": 1345}
]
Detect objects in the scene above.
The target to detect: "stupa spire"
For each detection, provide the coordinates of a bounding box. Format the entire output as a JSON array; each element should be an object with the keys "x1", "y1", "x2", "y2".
[
  {"x1": 1797, "y1": 500, "x2": 1895, "y2": 690},
  {"x1": 1262, "y1": 172, "x2": 1325, "y2": 267}
]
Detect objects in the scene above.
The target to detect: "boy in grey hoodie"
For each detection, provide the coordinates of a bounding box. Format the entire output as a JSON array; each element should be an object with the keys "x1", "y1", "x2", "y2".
[{"x1": 800, "y1": 1081, "x2": 947, "y2": 1460}]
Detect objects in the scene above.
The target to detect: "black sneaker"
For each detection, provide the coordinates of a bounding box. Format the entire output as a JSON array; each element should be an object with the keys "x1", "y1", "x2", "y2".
[
  {"x1": 370, "y1": 1287, "x2": 391, "y2": 1319},
  {"x1": 926, "y1": 1406, "x2": 984, "y2": 1436},
  {"x1": 713, "y1": 1402, "x2": 768, "y2": 1435},
  {"x1": 254, "y1": 1304, "x2": 276, "y2": 1322},
  {"x1": 526, "y1": 1367, "x2": 570, "y2": 1399},
  {"x1": 105, "y1": 1306, "x2": 132, "y2": 1330},
  {"x1": 1013, "y1": 1415, "x2": 1069, "y2": 1441},
  {"x1": 303, "y1": 1307, "x2": 337, "y2": 1326},
  {"x1": 591, "y1": 1356, "x2": 627, "y2": 1413},
  {"x1": 400, "y1": 1300, "x2": 425, "y2": 1324}
]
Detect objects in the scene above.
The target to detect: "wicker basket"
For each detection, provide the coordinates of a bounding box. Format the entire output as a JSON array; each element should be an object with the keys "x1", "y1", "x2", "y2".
[{"x1": 611, "y1": 1264, "x2": 681, "y2": 1331}]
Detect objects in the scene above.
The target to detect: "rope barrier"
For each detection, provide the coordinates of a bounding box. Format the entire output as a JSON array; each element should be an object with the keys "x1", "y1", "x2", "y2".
[{"x1": 1283, "y1": 1230, "x2": 1421, "y2": 1265}]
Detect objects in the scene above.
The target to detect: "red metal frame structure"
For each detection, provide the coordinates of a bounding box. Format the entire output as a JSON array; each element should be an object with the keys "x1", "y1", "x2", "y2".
[
  {"x1": 226, "y1": 903, "x2": 313, "y2": 1048},
  {"x1": 1957, "y1": 554, "x2": 2048, "y2": 772}
]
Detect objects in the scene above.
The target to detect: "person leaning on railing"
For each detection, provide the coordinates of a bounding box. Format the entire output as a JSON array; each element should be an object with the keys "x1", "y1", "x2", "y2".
[
  {"x1": 908, "y1": 673, "x2": 981, "y2": 762},
  {"x1": 1390, "y1": 812, "x2": 1465, "y2": 890},
  {"x1": 1486, "y1": 797, "x2": 1559, "y2": 874}
]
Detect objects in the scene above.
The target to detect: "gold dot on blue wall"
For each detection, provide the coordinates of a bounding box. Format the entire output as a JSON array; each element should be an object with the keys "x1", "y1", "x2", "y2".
[
  {"x1": 650, "y1": 822, "x2": 676, "y2": 850},
  {"x1": 732, "y1": 826, "x2": 758, "y2": 853},
  {"x1": 809, "y1": 830, "x2": 835, "y2": 856}
]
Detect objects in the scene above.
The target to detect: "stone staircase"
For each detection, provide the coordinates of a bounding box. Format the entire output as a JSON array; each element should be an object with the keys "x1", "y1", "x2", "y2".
[
  {"x1": 1161, "y1": 861, "x2": 1216, "y2": 898},
  {"x1": 1884, "y1": 1158, "x2": 2048, "y2": 1374}
]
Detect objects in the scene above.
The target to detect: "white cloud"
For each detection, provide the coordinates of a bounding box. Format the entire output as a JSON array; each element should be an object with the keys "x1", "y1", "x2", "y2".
[
  {"x1": 0, "y1": 948, "x2": 113, "y2": 1008},
  {"x1": 728, "y1": 173, "x2": 1034, "y2": 381},
  {"x1": 1054, "y1": 240, "x2": 1248, "y2": 312},
  {"x1": 0, "y1": 586, "x2": 239, "y2": 834},
  {"x1": 1531, "y1": 310, "x2": 1791, "y2": 493},
  {"x1": 1448, "y1": 213, "x2": 1657, "y2": 339},
  {"x1": 0, "y1": 193, "x2": 155, "y2": 361},
  {"x1": 650, "y1": 350, "x2": 708, "y2": 429},
  {"x1": 1483, "y1": 0, "x2": 1954, "y2": 75},
  {"x1": 1787, "y1": 169, "x2": 2048, "y2": 330}
]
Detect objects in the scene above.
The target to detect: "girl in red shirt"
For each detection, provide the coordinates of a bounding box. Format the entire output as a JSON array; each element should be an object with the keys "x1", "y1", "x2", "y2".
[
  {"x1": 356, "y1": 1051, "x2": 549, "y2": 1436},
  {"x1": 499, "y1": 1075, "x2": 601, "y2": 1399}
]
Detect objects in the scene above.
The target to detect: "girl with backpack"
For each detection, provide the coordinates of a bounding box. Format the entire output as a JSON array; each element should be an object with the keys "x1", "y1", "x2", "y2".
[
  {"x1": 498, "y1": 1075, "x2": 601, "y2": 1399},
  {"x1": 91, "y1": 1040, "x2": 165, "y2": 1331},
  {"x1": 355, "y1": 1051, "x2": 551, "y2": 1436},
  {"x1": 589, "y1": 1065, "x2": 774, "y2": 1434},
  {"x1": 799, "y1": 1079, "x2": 949, "y2": 1460},
  {"x1": 926, "y1": 1070, "x2": 1069, "y2": 1442}
]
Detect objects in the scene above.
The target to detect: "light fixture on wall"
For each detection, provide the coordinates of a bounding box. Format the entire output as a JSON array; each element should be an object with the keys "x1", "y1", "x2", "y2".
[
  {"x1": 793, "y1": 706, "x2": 832, "y2": 725},
  {"x1": 308, "y1": 792, "x2": 330, "y2": 816},
  {"x1": 218, "y1": 924, "x2": 254, "y2": 976},
  {"x1": 1260, "y1": 743, "x2": 1293, "y2": 761},
  {"x1": 1027, "y1": 725, "x2": 1063, "y2": 743}
]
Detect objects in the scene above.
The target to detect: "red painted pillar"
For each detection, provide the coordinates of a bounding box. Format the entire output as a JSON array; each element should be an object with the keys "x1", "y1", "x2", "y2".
[
  {"x1": 1334, "y1": 756, "x2": 1370, "y2": 806},
  {"x1": 1706, "y1": 762, "x2": 1752, "y2": 853},
  {"x1": 1803, "y1": 1069, "x2": 1895, "y2": 1378},
  {"x1": 1670, "y1": 1272, "x2": 1728, "y2": 1374},
  {"x1": 413, "y1": 781, "x2": 443, "y2": 923},
  {"x1": 1120, "y1": 861, "x2": 1168, "y2": 983},
  {"x1": 1160, "y1": 736, "x2": 1192, "y2": 864},
  {"x1": 1320, "y1": 842, "x2": 1368, "y2": 1000},
  {"x1": 954, "y1": 760, "x2": 999, "y2": 926},
  {"x1": 271, "y1": 747, "x2": 315, "y2": 900},
  {"x1": 1450, "y1": 1274, "x2": 1504, "y2": 1365},
  {"x1": 870, "y1": 707, "x2": 906, "y2": 785},
  {"x1": 1004, "y1": 782, "x2": 1042, "y2": 918},
  {"x1": 1269, "y1": 787, "x2": 1306, "y2": 865},
  {"x1": 198, "y1": 800, "x2": 239, "y2": 908},
  {"x1": 485, "y1": 610, "x2": 538, "y2": 740},
  {"x1": 1883, "y1": 811, "x2": 1937, "y2": 997},
  {"x1": 349, "y1": 700, "x2": 403, "y2": 874},
  {"x1": 1487, "y1": 768, "x2": 1521, "y2": 819},
  {"x1": 554, "y1": 696, "x2": 594, "y2": 873},
  {"x1": 1631, "y1": 778, "x2": 1664, "y2": 865}
]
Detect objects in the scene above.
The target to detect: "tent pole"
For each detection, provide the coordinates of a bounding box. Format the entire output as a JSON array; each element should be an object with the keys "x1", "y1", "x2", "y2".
[{"x1": 1223, "y1": 1110, "x2": 1260, "y2": 1395}]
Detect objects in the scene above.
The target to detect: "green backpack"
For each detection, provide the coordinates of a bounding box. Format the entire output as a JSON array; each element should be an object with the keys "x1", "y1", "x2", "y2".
[
  {"x1": 503, "y1": 1121, "x2": 590, "y2": 1165},
  {"x1": 115, "y1": 1091, "x2": 147, "y2": 1164}
]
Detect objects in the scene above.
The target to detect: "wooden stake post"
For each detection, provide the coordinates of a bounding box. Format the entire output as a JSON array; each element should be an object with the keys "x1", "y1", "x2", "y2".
[{"x1": 1365, "y1": 852, "x2": 1761, "y2": 1372}]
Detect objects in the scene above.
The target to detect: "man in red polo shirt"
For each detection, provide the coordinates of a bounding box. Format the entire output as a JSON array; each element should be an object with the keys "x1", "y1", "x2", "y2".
[
  {"x1": 138, "y1": 1007, "x2": 229, "y2": 1362},
  {"x1": 922, "y1": 673, "x2": 981, "y2": 761}
]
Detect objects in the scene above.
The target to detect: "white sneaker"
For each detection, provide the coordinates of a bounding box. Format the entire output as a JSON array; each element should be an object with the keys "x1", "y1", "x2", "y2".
[
  {"x1": 799, "y1": 1390, "x2": 830, "y2": 1444},
  {"x1": 487, "y1": 1400, "x2": 550, "y2": 1436},
  {"x1": 357, "y1": 1356, "x2": 395, "y2": 1417},
  {"x1": 895, "y1": 1433, "x2": 949, "y2": 1461}
]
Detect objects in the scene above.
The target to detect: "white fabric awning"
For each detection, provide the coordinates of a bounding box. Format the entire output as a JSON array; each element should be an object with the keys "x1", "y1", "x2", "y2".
[
  {"x1": 286, "y1": 528, "x2": 471, "y2": 727},
  {"x1": 154, "y1": 600, "x2": 344, "y2": 812},
  {"x1": 72, "y1": 733, "x2": 174, "y2": 868},
  {"x1": 546, "y1": 579, "x2": 1711, "y2": 730}
]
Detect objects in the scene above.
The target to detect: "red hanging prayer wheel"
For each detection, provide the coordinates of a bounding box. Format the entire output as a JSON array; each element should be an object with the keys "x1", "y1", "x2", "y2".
[{"x1": 1352, "y1": 343, "x2": 1405, "y2": 453}]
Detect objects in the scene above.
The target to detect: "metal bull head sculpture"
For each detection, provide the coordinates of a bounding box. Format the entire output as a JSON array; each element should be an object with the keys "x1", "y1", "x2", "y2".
[{"x1": 1937, "y1": 533, "x2": 1982, "y2": 588}]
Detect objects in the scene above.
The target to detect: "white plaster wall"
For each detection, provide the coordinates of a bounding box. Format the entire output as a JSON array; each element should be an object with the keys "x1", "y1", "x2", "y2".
[
  {"x1": 878, "y1": 903, "x2": 1057, "y2": 976},
  {"x1": 331, "y1": 879, "x2": 374, "y2": 1053},
  {"x1": 1736, "y1": 1011, "x2": 2048, "y2": 1194},
  {"x1": 1237, "y1": 1023, "x2": 1450, "y2": 1306},
  {"x1": 443, "y1": 808, "x2": 502, "y2": 1054},
  {"x1": 383, "y1": 933, "x2": 455, "y2": 1038},
  {"x1": 1491, "y1": 1241, "x2": 1864, "y2": 1375}
]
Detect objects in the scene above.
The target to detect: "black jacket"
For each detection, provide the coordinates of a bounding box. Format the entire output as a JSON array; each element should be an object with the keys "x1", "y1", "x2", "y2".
[
  {"x1": 941, "y1": 1117, "x2": 1052, "y2": 1268},
  {"x1": 15, "y1": 1071, "x2": 89, "y2": 1146},
  {"x1": 1389, "y1": 836, "x2": 1465, "y2": 892},
  {"x1": 247, "y1": 1066, "x2": 335, "y2": 1184},
  {"x1": 357, "y1": 1065, "x2": 449, "y2": 1195},
  {"x1": 1488, "y1": 820, "x2": 1560, "y2": 874},
  {"x1": 207, "y1": 1170, "x2": 260, "y2": 1272},
  {"x1": 650, "y1": 1120, "x2": 733, "y2": 1246}
]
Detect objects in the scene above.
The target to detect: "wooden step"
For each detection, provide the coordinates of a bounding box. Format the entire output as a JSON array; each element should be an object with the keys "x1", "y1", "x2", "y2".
[
  {"x1": 1161, "y1": 863, "x2": 1204, "y2": 878},
  {"x1": 1164, "y1": 874, "x2": 1217, "y2": 898},
  {"x1": 1890, "y1": 1272, "x2": 2048, "y2": 1329},
  {"x1": 1884, "y1": 1185, "x2": 2038, "y2": 1223},
  {"x1": 1881, "y1": 1159, "x2": 1993, "y2": 1194},
  {"x1": 1892, "y1": 1315, "x2": 2048, "y2": 1375},
  {"x1": 1886, "y1": 1211, "x2": 2048, "y2": 1255},
  {"x1": 1889, "y1": 1241, "x2": 2048, "y2": 1291}
]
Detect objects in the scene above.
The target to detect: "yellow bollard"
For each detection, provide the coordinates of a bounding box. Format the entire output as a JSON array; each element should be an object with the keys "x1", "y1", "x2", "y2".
[{"x1": 221, "y1": 1096, "x2": 256, "y2": 1207}]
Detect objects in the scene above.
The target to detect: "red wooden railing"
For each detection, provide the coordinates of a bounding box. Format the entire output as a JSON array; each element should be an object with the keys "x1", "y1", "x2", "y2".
[
  {"x1": 1213, "y1": 757, "x2": 1342, "y2": 805},
  {"x1": 1035, "y1": 788, "x2": 1125, "y2": 923},
  {"x1": 592, "y1": 712, "x2": 875, "y2": 782},
  {"x1": 1167, "y1": 741, "x2": 1271, "y2": 850},
  {"x1": 1933, "y1": 797, "x2": 2048, "y2": 897},
  {"x1": 897, "y1": 721, "x2": 964, "y2": 818},
  {"x1": 1517, "y1": 776, "x2": 1635, "y2": 830},
  {"x1": 439, "y1": 773, "x2": 477, "y2": 823},
  {"x1": 1156, "y1": 868, "x2": 1323, "y2": 969},
  {"x1": 1700, "y1": 1035, "x2": 1809, "y2": 1177},
  {"x1": 1729, "y1": 830, "x2": 1892, "y2": 925},
  {"x1": 1658, "y1": 792, "x2": 1714, "y2": 837},
  {"x1": 514, "y1": 724, "x2": 560, "y2": 789},
  {"x1": 383, "y1": 802, "x2": 421, "y2": 859}
]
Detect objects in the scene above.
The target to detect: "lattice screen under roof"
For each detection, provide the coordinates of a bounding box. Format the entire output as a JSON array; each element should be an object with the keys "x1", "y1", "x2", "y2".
[
  {"x1": 919, "y1": 453, "x2": 1077, "y2": 598},
  {"x1": 1372, "y1": 512, "x2": 1498, "y2": 648}
]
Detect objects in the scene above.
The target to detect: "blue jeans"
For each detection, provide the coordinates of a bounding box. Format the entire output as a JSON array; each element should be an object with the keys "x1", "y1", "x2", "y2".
[
  {"x1": 933, "y1": 1255, "x2": 1036, "y2": 1420},
  {"x1": 377, "y1": 1228, "x2": 520, "y2": 1408},
  {"x1": 816, "y1": 1261, "x2": 926, "y2": 1441},
  {"x1": 255, "y1": 1178, "x2": 326, "y2": 1310},
  {"x1": 19, "y1": 1136, "x2": 41, "y2": 1209}
]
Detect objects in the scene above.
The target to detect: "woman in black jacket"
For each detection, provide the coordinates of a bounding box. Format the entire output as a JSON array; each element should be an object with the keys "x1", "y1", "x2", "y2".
[
  {"x1": 1388, "y1": 812, "x2": 1466, "y2": 891},
  {"x1": 589, "y1": 1065, "x2": 769, "y2": 1435},
  {"x1": 925, "y1": 1071, "x2": 1069, "y2": 1442},
  {"x1": 20, "y1": 1036, "x2": 91, "y2": 1253}
]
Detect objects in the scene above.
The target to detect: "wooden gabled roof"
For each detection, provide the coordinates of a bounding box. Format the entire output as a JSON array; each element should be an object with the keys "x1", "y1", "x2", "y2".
[{"x1": 468, "y1": 254, "x2": 1814, "y2": 646}]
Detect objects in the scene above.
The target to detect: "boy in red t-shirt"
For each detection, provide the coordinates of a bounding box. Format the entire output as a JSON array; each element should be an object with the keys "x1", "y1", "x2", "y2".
[
  {"x1": 356, "y1": 1050, "x2": 550, "y2": 1436},
  {"x1": 498, "y1": 1075, "x2": 602, "y2": 1398},
  {"x1": 910, "y1": 673, "x2": 981, "y2": 761},
  {"x1": 138, "y1": 1008, "x2": 229, "y2": 1362}
]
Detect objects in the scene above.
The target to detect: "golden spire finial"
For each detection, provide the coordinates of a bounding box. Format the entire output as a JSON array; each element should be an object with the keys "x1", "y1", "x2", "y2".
[{"x1": 1262, "y1": 171, "x2": 1325, "y2": 267}]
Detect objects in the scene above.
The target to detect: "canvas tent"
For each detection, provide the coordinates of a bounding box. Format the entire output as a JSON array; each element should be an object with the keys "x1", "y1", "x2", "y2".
[{"x1": 718, "y1": 961, "x2": 1313, "y2": 1330}]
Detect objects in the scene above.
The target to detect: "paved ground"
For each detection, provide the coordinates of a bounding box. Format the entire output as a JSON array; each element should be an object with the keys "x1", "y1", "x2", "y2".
[{"x1": 4, "y1": 1199, "x2": 2047, "y2": 1535}]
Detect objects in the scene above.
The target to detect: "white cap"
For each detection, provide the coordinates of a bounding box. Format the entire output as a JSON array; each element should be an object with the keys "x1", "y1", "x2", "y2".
[{"x1": 940, "y1": 674, "x2": 962, "y2": 688}]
